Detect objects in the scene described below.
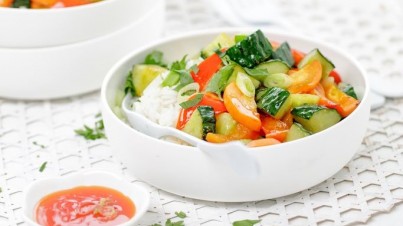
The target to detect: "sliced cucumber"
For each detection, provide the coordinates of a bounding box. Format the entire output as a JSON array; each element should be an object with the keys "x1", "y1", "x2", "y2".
[
  {"x1": 216, "y1": 113, "x2": 237, "y2": 136},
  {"x1": 257, "y1": 87, "x2": 292, "y2": 119},
  {"x1": 256, "y1": 60, "x2": 290, "y2": 75},
  {"x1": 182, "y1": 106, "x2": 216, "y2": 140},
  {"x1": 263, "y1": 73, "x2": 293, "y2": 89},
  {"x1": 290, "y1": 94, "x2": 320, "y2": 108},
  {"x1": 298, "y1": 48, "x2": 335, "y2": 78},
  {"x1": 291, "y1": 105, "x2": 341, "y2": 133},
  {"x1": 132, "y1": 65, "x2": 167, "y2": 96},
  {"x1": 272, "y1": 42, "x2": 294, "y2": 67},
  {"x1": 201, "y1": 33, "x2": 235, "y2": 58},
  {"x1": 285, "y1": 123, "x2": 311, "y2": 142}
]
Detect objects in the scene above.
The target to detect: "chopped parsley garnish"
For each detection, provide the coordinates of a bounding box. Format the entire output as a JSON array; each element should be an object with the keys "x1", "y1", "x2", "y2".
[
  {"x1": 144, "y1": 50, "x2": 166, "y2": 67},
  {"x1": 33, "y1": 141, "x2": 46, "y2": 149},
  {"x1": 170, "y1": 55, "x2": 187, "y2": 71},
  {"x1": 75, "y1": 114, "x2": 106, "y2": 140},
  {"x1": 39, "y1": 161, "x2": 47, "y2": 172},
  {"x1": 175, "y1": 211, "x2": 187, "y2": 219},
  {"x1": 232, "y1": 219, "x2": 261, "y2": 226},
  {"x1": 124, "y1": 71, "x2": 136, "y2": 96}
]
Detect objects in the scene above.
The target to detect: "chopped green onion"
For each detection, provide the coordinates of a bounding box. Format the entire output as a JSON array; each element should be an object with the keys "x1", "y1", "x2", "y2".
[
  {"x1": 236, "y1": 72, "x2": 255, "y2": 97},
  {"x1": 177, "y1": 82, "x2": 200, "y2": 103}
]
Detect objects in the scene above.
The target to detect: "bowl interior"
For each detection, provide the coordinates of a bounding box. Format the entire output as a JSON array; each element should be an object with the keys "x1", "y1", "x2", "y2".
[{"x1": 103, "y1": 28, "x2": 369, "y2": 144}]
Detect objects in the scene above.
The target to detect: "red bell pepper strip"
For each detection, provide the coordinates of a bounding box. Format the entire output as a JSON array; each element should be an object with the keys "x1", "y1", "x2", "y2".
[
  {"x1": 329, "y1": 70, "x2": 342, "y2": 84},
  {"x1": 176, "y1": 92, "x2": 226, "y2": 130},
  {"x1": 191, "y1": 53, "x2": 222, "y2": 91}
]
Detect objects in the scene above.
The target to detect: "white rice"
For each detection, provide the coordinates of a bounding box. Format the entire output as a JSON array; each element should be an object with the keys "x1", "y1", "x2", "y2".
[{"x1": 132, "y1": 72, "x2": 181, "y2": 128}]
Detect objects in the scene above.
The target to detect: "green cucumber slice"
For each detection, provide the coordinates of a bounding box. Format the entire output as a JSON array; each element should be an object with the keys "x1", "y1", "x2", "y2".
[
  {"x1": 182, "y1": 106, "x2": 216, "y2": 140},
  {"x1": 297, "y1": 48, "x2": 335, "y2": 78},
  {"x1": 256, "y1": 60, "x2": 290, "y2": 75},
  {"x1": 257, "y1": 87, "x2": 292, "y2": 119},
  {"x1": 201, "y1": 33, "x2": 235, "y2": 58},
  {"x1": 285, "y1": 123, "x2": 311, "y2": 142},
  {"x1": 290, "y1": 94, "x2": 320, "y2": 108},
  {"x1": 216, "y1": 113, "x2": 237, "y2": 136},
  {"x1": 291, "y1": 105, "x2": 341, "y2": 133}
]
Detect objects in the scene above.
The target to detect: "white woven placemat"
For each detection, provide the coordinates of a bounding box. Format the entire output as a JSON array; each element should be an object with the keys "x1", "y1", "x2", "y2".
[{"x1": 1, "y1": 0, "x2": 403, "y2": 225}]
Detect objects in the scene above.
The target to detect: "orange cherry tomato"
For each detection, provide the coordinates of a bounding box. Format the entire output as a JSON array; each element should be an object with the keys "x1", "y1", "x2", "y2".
[
  {"x1": 223, "y1": 82, "x2": 261, "y2": 131},
  {"x1": 261, "y1": 116, "x2": 289, "y2": 142},
  {"x1": 288, "y1": 60, "x2": 322, "y2": 94},
  {"x1": 291, "y1": 49, "x2": 306, "y2": 66},
  {"x1": 206, "y1": 123, "x2": 260, "y2": 143},
  {"x1": 0, "y1": 0, "x2": 13, "y2": 7}
]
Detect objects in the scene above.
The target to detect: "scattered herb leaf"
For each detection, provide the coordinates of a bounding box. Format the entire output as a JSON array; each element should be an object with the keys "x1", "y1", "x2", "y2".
[
  {"x1": 243, "y1": 67, "x2": 269, "y2": 81},
  {"x1": 165, "y1": 219, "x2": 184, "y2": 226},
  {"x1": 75, "y1": 115, "x2": 106, "y2": 140},
  {"x1": 39, "y1": 161, "x2": 47, "y2": 172},
  {"x1": 162, "y1": 71, "x2": 180, "y2": 87},
  {"x1": 174, "y1": 69, "x2": 194, "y2": 91},
  {"x1": 175, "y1": 211, "x2": 187, "y2": 219},
  {"x1": 144, "y1": 50, "x2": 166, "y2": 67},
  {"x1": 205, "y1": 64, "x2": 235, "y2": 97},
  {"x1": 32, "y1": 141, "x2": 46, "y2": 149},
  {"x1": 124, "y1": 71, "x2": 136, "y2": 96},
  {"x1": 179, "y1": 94, "x2": 204, "y2": 109},
  {"x1": 170, "y1": 55, "x2": 187, "y2": 71},
  {"x1": 232, "y1": 219, "x2": 261, "y2": 226}
]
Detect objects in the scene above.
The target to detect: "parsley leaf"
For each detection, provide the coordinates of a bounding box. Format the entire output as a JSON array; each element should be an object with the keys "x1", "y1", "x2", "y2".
[
  {"x1": 170, "y1": 55, "x2": 187, "y2": 71},
  {"x1": 179, "y1": 94, "x2": 203, "y2": 109},
  {"x1": 39, "y1": 161, "x2": 47, "y2": 172},
  {"x1": 33, "y1": 141, "x2": 46, "y2": 149},
  {"x1": 165, "y1": 219, "x2": 184, "y2": 226},
  {"x1": 124, "y1": 71, "x2": 136, "y2": 96},
  {"x1": 205, "y1": 64, "x2": 235, "y2": 97},
  {"x1": 233, "y1": 219, "x2": 261, "y2": 226},
  {"x1": 144, "y1": 50, "x2": 166, "y2": 67},
  {"x1": 174, "y1": 69, "x2": 194, "y2": 91},
  {"x1": 75, "y1": 115, "x2": 106, "y2": 140},
  {"x1": 175, "y1": 211, "x2": 187, "y2": 219}
]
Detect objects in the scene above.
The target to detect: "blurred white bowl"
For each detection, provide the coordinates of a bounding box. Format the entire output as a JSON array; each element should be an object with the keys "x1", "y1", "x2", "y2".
[
  {"x1": 0, "y1": 0, "x2": 164, "y2": 100},
  {"x1": 101, "y1": 28, "x2": 371, "y2": 202},
  {"x1": 0, "y1": 0, "x2": 156, "y2": 48},
  {"x1": 23, "y1": 171, "x2": 150, "y2": 226}
]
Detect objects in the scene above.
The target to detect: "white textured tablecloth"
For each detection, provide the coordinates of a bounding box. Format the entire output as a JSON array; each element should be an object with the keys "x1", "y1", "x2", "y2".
[{"x1": 1, "y1": 0, "x2": 403, "y2": 225}]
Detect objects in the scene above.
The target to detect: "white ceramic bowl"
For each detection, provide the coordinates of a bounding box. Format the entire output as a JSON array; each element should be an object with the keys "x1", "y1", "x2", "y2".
[
  {"x1": 0, "y1": 0, "x2": 156, "y2": 48},
  {"x1": 23, "y1": 171, "x2": 150, "y2": 226},
  {"x1": 0, "y1": 0, "x2": 164, "y2": 100},
  {"x1": 101, "y1": 28, "x2": 371, "y2": 202}
]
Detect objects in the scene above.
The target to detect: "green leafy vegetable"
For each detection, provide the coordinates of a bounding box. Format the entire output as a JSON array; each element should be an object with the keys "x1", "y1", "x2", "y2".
[
  {"x1": 124, "y1": 71, "x2": 136, "y2": 96},
  {"x1": 162, "y1": 71, "x2": 180, "y2": 87},
  {"x1": 233, "y1": 219, "x2": 261, "y2": 226},
  {"x1": 33, "y1": 141, "x2": 46, "y2": 149},
  {"x1": 338, "y1": 83, "x2": 358, "y2": 99},
  {"x1": 272, "y1": 42, "x2": 295, "y2": 67},
  {"x1": 171, "y1": 55, "x2": 187, "y2": 71},
  {"x1": 175, "y1": 211, "x2": 187, "y2": 219},
  {"x1": 179, "y1": 94, "x2": 204, "y2": 109},
  {"x1": 243, "y1": 67, "x2": 269, "y2": 81},
  {"x1": 13, "y1": 0, "x2": 30, "y2": 8},
  {"x1": 39, "y1": 162, "x2": 47, "y2": 172},
  {"x1": 165, "y1": 219, "x2": 185, "y2": 226},
  {"x1": 174, "y1": 70, "x2": 195, "y2": 91},
  {"x1": 205, "y1": 64, "x2": 235, "y2": 96},
  {"x1": 226, "y1": 30, "x2": 273, "y2": 68},
  {"x1": 144, "y1": 50, "x2": 166, "y2": 67},
  {"x1": 291, "y1": 105, "x2": 325, "y2": 120},
  {"x1": 75, "y1": 115, "x2": 106, "y2": 140}
]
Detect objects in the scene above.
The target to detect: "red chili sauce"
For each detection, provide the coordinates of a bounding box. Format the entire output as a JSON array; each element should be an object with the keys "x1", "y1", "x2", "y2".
[{"x1": 35, "y1": 186, "x2": 135, "y2": 226}]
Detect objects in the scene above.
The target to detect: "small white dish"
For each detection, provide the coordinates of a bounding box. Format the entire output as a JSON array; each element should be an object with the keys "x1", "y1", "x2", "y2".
[{"x1": 22, "y1": 170, "x2": 150, "y2": 226}]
